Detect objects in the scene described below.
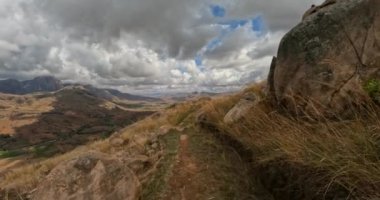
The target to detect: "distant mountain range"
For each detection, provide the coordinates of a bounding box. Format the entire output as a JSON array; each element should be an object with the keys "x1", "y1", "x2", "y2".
[
  {"x1": 0, "y1": 76, "x2": 63, "y2": 95},
  {"x1": 0, "y1": 76, "x2": 159, "y2": 102}
]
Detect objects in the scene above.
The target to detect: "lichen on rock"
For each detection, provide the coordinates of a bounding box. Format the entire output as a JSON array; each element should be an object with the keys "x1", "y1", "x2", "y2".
[{"x1": 268, "y1": 0, "x2": 380, "y2": 117}]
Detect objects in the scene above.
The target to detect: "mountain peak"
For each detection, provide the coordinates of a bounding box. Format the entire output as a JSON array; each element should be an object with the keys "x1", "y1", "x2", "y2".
[{"x1": 0, "y1": 76, "x2": 63, "y2": 95}]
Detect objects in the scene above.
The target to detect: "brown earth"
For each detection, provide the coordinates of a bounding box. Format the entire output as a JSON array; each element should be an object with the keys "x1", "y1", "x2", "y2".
[
  {"x1": 0, "y1": 88, "x2": 155, "y2": 157},
  {"x1": 161, "y1": 134, "x2": 201, "y2": 200},
  {"x1": 143, "y1": 127, "x2": 271, "y2": 200}
]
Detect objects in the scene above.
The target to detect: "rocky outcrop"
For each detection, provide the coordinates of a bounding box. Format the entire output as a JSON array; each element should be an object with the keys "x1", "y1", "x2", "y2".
[
  {"x1": 28, "y1": 127, "x2": 166, "y2": 200},
  {"x1": 302, "y1": 0, "x2": 337, "y2": 21},
  {"x1": 224, "y1": 92, "x2": 259, "y2": 124},
  {"x1": 268, "y1": 0, "x2": 380, "y2": 117},
  {"x1": 32, "y1": 152, "x2": 141, "y2": 200}
]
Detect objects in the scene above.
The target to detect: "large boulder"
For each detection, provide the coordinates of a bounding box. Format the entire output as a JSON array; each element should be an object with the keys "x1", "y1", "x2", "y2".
[
  {"x1": 268, "y1": 0, "x2": 380, "y2": 117},
  {"x1": 32, "y1": 152, "x2": 140, "y2": 200}
]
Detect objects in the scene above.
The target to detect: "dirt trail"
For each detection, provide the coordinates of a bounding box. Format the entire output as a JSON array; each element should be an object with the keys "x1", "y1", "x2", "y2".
[
  {"x1": 142, "y1": 127, "x2": 272, "y2": 200},
  {"x1": 161, "y1": 134, "x2": 202, "y2": 200}
]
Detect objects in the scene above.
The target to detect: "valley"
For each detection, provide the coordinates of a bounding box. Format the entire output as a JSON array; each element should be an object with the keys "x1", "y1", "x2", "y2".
[
  {"x1": 1, "y1": 0, "x2": 380, "y2": 199},
  {"x1": 0, "y1": 85, "x2": 165, "y2": 183}
]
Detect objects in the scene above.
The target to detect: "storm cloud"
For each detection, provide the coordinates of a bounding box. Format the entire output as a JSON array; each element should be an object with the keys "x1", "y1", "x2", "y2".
[{"x1": 0, "y1": 0, "x2": 323, "y2": 94}]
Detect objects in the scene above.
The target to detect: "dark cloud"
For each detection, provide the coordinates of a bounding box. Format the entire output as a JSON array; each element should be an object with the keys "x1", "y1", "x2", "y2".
[
  {"x1": 225, "y1": 0, "x2": 324, "y2": 31},
  {"x1": 0, "y1": 0, "x2": 325, "y2": 93},
  {"x1": 34, "y1": 0, "x2": 218, "y2": 59}
]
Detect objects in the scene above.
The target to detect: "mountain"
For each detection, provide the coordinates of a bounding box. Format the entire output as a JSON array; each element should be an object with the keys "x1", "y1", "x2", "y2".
[
  {"x1": 80, "y1": 85, "x2": 160, "y2": 102},
  {"x1": 0, "y1": 76, "x2": 160, "y2": 102},
  {"x1": 0, "y1": 76, "x2": 63, "y2": 94},
  {"x1": 105, "y1": 88, "x2": 159, "y2": 102}
]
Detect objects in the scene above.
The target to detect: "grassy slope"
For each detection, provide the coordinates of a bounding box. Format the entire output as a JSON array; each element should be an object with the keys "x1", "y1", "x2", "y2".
[
  {"x1": 0, "y1": 89, "x2": 155, "y2": 158},
  {"x1": 0, "y1": 99, "x2": 200, "y2": 194},
  {"x1": 2, "y1": 83, "x2": 380, "y2": 199},
  {"x1": 141, "y1": 128, "x2": 268, "y2": 200},
  {"x1": 199, "y1": 84, "x2": 380, "y2": 199}
]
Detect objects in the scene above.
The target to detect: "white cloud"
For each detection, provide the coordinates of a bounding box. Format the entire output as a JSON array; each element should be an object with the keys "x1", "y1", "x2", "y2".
[{"x1": 0, "y1": 0, "x2": 324, "y2": 93}]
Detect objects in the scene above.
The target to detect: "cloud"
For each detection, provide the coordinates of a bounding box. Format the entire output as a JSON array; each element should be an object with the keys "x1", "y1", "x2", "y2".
[
  {"x1": 220, "y1": 0, "x2": 324, "y2": 31},
  {"x1": 0, "y1": 0, "x2": 324, "y2": 93},
  {"x1": 34, "y1": 0, "x2": 218, "y2": 59}
]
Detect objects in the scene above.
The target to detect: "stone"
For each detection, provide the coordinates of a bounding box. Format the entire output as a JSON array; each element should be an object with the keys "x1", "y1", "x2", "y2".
[
  {"x1": 224, "y1": 92, "x2": 259, "y2": 124},
  {"x1": 73, "y1": 156, "x2": 98, "y2": 172},
  {"x1": 133, "y1": 134, "x2": 149, "y2": 146},
  {"x1": 180, "y1": 134, "x2": 188, "y2": 141},
  {"x1": 32, "y1": 152, "x2": 140, "y2": 200},
  {"x1": 223, "y1": 99, "x2": 257, "y2": 124},
  {"x1": 242, "y1": 92, "x2": 258, "y2": 101},
  {"x1": 110, "y1": 137, "x2": 128, "y2": 147},
  {"x1": 268, "y1": 0, "x2": 380, "y2": 117},
  {"x1": 151, "y1": 143, "x2": 158, "y2": 149}
]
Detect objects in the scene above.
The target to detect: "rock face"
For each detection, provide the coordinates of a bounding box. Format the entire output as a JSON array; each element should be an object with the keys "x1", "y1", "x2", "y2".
[
  {"x1": 32, "y1": 152, "x2": 141, "y2": 200},
  {"x1": 268, "y1": 0, "x2": 380, "y2": 117}
]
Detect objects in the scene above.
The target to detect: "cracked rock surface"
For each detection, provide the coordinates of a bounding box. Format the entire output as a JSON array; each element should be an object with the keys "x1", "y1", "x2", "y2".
[
  {"x1": 268, "y1": 0, "x2": 380, "y2": 117},
  {"x1": 32, "y1": 152, "x2": 141, "y2": 200}
]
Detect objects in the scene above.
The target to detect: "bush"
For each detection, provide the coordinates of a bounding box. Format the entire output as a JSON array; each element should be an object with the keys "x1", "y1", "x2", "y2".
[{"x1": 364, "y1": 79, "x2": 380, "y2": 102}]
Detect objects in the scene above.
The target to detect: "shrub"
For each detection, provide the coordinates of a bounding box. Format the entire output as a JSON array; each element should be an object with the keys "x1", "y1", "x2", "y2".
[{"x1": 364, "y1": 79, "x2": 380, "y2": 102}]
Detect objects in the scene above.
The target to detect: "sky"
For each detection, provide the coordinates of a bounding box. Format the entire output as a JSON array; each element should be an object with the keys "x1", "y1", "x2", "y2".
[{"x1": 0, "y1": 0, "x2": 323, "y2": 95}]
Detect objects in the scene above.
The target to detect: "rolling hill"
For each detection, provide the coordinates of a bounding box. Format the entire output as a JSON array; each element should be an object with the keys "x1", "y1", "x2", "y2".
[{"x1": 0, "y1": 87, "x2": 157, "y2": 158}]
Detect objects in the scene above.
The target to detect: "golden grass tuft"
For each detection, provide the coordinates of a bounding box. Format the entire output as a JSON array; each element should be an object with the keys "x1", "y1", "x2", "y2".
[{"x1": 197, "y1": 84, "x2": 380, "y2": 198}]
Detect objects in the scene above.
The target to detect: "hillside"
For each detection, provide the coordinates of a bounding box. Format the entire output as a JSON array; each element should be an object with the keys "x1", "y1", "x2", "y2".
[
  {"x1": 1, "y1": 0, "x2": 380, "y2": 199},
  {"x1": 0, "y1": 87, "x2": 159, "y2": 181},
  {"x1": 3, "y1": 82, "x2": 380, "y2": 199}
]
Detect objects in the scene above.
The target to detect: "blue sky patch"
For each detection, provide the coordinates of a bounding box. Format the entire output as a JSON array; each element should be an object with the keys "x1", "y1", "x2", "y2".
[
  {"x1": 210, "y1": 5, "x2": 226, "y2": 18},
  {"x1": 206, "y1": 37, "x2": 223, "y2": 52},
  {"x1": 195, "y1": 54, "x2": 203, "y2": 66},
  {"x1": 194, "y1": 7, "x2": 268, "y2": 70},
  {"x1": 252, "y1": 15, "x2": 267, "y2": 35}
]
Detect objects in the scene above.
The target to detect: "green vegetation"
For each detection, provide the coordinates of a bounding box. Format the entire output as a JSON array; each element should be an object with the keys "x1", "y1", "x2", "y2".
[
  {"x1": 30, "y1": 144, "x2": 59, "y2": 158},
  {"x1": 188, "y1": 128, "x2": 265, "y2": 199},
  {"x1": 364, "y1": 79, "x2": 380, "y2": 102},
  {"x1": 0, "y1": 144, "x2": 59, "y2": 159},
  {"x1": 141, "y1": 131, "x2": 180, "y2": 200},
  {"x1": 166, "y1": 102, "x2": 200, "y2": 125},
  {"x1": 0, "y1": 149, "x2": 26, "y2": 158}
]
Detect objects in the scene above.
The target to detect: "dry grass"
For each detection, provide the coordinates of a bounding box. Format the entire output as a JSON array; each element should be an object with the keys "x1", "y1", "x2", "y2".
[
  {"x1": 0, "y1": 117, "x2": 157, "y2": 190},
  {"x1": 0, "y1": 98, "x2": 206, "y2": 191},
  {"x1": 4, "y1": 81, "x2": 379, "y2": 198},
  {"x1": 198, "y1": 85, "x2": 380, "y2": 198},
  {"x1": 0, "y1": 94, "x2": 56, "y2": 135}
]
